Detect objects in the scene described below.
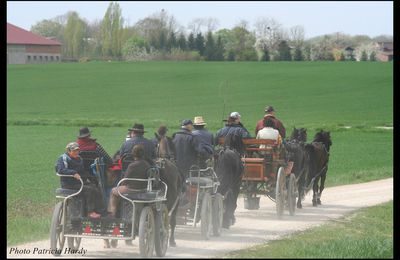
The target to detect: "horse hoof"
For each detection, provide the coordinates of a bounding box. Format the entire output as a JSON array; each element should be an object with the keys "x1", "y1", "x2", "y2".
[{"x1": 169, "y1": 240, "x2": 177, "y2": 247}]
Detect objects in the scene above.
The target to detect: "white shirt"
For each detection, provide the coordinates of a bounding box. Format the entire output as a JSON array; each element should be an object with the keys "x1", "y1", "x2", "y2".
[{"x1": 256, "y1": 127, "x2": 280, "y2": 141}]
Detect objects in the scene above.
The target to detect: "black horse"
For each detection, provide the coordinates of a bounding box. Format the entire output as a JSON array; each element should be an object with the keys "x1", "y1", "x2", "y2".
[
  {"x1": 284, "y1": 127, "x2": 309, "y2": 209},
  {"x1": 305, "y1": 130, "x2": 332, "y2": 206},
  {"x1": 154, "y1": 133, "x2": 181, "y2": 247},
  {"x1": 214, "y1": 133, "x2": 244, "y2": 229}
]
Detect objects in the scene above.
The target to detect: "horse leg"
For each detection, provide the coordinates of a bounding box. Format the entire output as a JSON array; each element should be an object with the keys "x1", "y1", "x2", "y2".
[
  {"x1": 317, "y1": 174, "x2": 326, "y2": 205},
  {"x1": 169, "y1": 201, "x2": 178, "y2": 247},
  {"x1": 297, "y1": 184, "x2": 303, "y2": 209},
  {"x1": 312, "y1": 176, "x2": 319, "y2": 207}
]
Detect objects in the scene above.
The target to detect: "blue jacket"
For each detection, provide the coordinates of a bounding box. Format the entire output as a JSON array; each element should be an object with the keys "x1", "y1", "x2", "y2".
[
  {"x1": 172, "y1": 129, "x2": 200, "y2": 176},
  {"x1": 192, "y1": 129, "x2": 214, "y2": 157},
  {"x1": 215, "y1": 123, "x2": 251, "y2": 144},
  {"x1": 119, "y1": 135, "x2": 156, "y2": 163},
  {"x1": 55, "y1": 153, "x2": 85, "y2": 188}
]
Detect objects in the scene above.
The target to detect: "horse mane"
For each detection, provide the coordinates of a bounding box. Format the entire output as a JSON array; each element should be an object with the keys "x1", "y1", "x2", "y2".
[
  {"x1": 289, "y1": 127, "x2": 307, "y2": 143},
  {"x1": 224, "y1": 133, "x2": 245, "y2": 155},
  {"x1": 312, "y1": 130, "x2": 332, "y2": 152}
]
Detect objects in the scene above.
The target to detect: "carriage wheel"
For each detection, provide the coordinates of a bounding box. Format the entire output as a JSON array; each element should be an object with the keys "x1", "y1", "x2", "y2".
[
  {"x1": 50, "y1": 202, "x2": 66, "y2": 256},
  {"x1": 201, "y1": 193, "x2": 212, "y2": 240},
  {"x1": 275, "y1": 167, "x2": 285, "y2": 219},
  {"x1": 154, "y1": 204, "x2": 169, "y2": 257},
  {"x1": 67, "y1": 237, "x2": 82, "y2": 250},
  {"x1": 110, "y1": 239, "x2": 118, "y2": 248},
  {"x1": 139, "y1": 206, "x2": 155, "y2": 258},
  {"x1": 212, "y1": 193, "x2": 224, "y2": 236},
  {"x1": 288, "y1": 173, "x2": 297, "y2": 216}
]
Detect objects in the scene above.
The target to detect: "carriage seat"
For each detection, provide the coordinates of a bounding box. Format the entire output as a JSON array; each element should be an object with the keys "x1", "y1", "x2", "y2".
[
  {"x1": 186, "y1": 177, "x2": 213, "y2": 187},
  {"x1": 122, "y1": 190, "x2": 162, "y2": 201},
  {"x1": 55, "y1": 188, "x2": 80, "y2": 197},
  {"x1": 241, "y1": 158, "x2": 265, "y2": 163}
]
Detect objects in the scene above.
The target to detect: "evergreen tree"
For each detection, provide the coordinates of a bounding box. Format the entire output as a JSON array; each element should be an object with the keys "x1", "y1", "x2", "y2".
[
  {"x1": 360, "y1": 50, "x2": 368, "y2": 61},
  {"x1": 204, "y1": 31, "x2": 215, "y2": 60},
  {"x1": 187, "y1": 32, "x2": 196, "y2": 51},
  {"x1": 261, "y1": 49, "x2": 270, "y2": 61},
  {"x1": 277, "y1": 40, "x2": 292, "y2": 61},
  {"x1": 195, "y1": 32, "x2": 205, "y2": 56},
  {"x1": 159, "y1": 30, "x2": 167, "y2": 51},
  {"x1": 293, "y1": 47, "x2": 303, "y2": 61},
  {"x1": 369, "y1": 51, "x2": 377, "y2": 61},
  {"x1": 214, "y1": 35, "x2": 225, "y2": 61},
  {"x1": 177, "y1": 33, "x2": 187, "y2": 50},
  {"x1": 166, "y1": 31, "x2": 177, "y2": 52}
]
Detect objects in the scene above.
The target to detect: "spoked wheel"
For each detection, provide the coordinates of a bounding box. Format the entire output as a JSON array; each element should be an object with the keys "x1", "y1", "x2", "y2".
[
  {"x1": 201, "y1": 192, "x2": 212, "y2": 240},
  {"x1": 212, "y1": 193, "x2": 224, "y2": 236},
  {"x1": 67, "y1": 237, "x2": 82, "y2": 250},
  {"x1": 50, "y1": 202, "x2": 66, "y2": 256},
  {"x1": 275, "y1": 167, "x2": 286, "y2": 219},
  {"x1": 288, "y1": 173, "x2": 297, "y2": 216},
  {"x1": 154, "y1": 203, "x2": 169, "y2": 257},
  {"x1": 139, "y1": 206, "x2": 155, "y2": 258}
]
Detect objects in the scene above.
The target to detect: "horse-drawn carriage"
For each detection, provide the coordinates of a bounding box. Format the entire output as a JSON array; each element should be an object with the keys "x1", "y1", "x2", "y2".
[
  {"x1": 176, "y1": 164, "x2": 224, "y2": 239},
  {"x1": 50, "y1": 154, "x2": 170, "y2": 257},
  {"x1": 219, "y1": 138, "x2": 297, "y2": 218}
]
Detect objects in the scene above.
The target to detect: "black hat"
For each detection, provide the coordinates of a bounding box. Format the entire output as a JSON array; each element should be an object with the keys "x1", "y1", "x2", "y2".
[
  {"x1": 128, "y1": 123, "x2": 146, "y2": 133},
  {"x1": 265, "y1": 106, "x2": 275, "y2": 112},
  {"x1": 78, "y1": 127, "x2": 91, "y2": 138},
  {"x1": 181, "y1": 119, "x2": 193, "y2": 126}
]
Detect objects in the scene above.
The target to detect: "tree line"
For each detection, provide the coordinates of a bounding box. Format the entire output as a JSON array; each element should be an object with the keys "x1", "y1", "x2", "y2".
[{"x1": 31, "y1": 2, "x2": 392, "y2": 62}]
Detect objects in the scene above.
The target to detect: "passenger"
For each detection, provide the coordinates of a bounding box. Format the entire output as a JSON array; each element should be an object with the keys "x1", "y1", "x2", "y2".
[
  {"x1": 256, "y1": 117, "x2": 282, "y2": 150},
  {"x1": 76, "y1": 127, "x2": 113, "y2": 165},
  {"x1": 255, "y1": 106, "x2": 286, "y2": 139},
  {"x1": 108, "y1": 145, "x2": 150, "y2": 218},
  {"x1": 192, "y1": 116, "x2": 214, "y2": 169},
  {"x1": 215, "y1": 111, "x2": 251, "y2": 144},
  {"x1": 119, "y1": 123, "x2": 156, "y2": 166},
  {"x1": 55, "y1": 142, "x2": 105, "y2": 219}
]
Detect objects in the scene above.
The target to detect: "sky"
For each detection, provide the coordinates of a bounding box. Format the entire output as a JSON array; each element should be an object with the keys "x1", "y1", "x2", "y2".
[{"x1": 6, "y1": 1, "x2": 393, "y2": 39}]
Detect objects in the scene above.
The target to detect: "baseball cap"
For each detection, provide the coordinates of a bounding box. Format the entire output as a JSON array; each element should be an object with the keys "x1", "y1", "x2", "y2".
[
  {"x1": 229, "y1": 112, "x2": 241, "y2": 119},
  {"x1": 66, "y1": 142, "x2": 80, "y2": 151}
]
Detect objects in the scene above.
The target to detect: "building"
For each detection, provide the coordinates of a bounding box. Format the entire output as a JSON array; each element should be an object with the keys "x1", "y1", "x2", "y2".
[
  {"x1": 7, "y1": 22, "x2": 62, "y2": 64},
  {"x1": 375, "y1": 41, "x2": 393, "y2": 62}
]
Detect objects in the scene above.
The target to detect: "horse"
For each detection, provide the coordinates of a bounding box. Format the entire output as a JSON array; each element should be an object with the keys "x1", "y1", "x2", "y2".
[
  {"x1": 154, "y1": 132, "x2": 182, "y2": 247},
  {"x1": 214, "y1": 133, "x2": 244, "y2": 228},
  {"x1": 305, "y1": 130, "x2": 332, "y2": 206},
  {"x1": 284, "y1": 127, "x2": 309, "y2": 209}
]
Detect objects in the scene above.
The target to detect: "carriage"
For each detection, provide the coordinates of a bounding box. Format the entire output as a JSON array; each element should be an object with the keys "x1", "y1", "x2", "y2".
[
  {"x1": 219, "y1": 138, "x2": 297, "y2": 218},
  {"x1": 50, "y1": 154, "x2": 170, "y2": 257},
  {"x1": 176, "y1": 164, "x2": 224, "y2": 239}
]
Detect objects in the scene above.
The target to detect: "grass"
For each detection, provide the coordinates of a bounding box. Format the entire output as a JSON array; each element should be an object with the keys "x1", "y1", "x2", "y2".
[
  {"x1": 224, "y1": 201, "x2": 393, "y2": 258},
  {"x1": 7, "y1": 61, "x2": 392, "y2": 247}
]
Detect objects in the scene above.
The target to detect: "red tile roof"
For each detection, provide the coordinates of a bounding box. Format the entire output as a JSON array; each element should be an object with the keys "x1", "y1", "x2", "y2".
[{"x1": 7, "y1": 22, "x2": 61, "y2": 45}]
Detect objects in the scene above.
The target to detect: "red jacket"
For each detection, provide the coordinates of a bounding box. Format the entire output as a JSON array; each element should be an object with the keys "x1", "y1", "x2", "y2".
[
  {"x1": 76, "y1": 137, "x2": 97, "y2": 151},
  {"x1": 255, "y1": 114, "x2": 286, "y2": 139}
]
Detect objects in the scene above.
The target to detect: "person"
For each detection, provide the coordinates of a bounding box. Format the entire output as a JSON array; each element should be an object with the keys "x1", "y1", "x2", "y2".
[
  {"x1": 119, "y1": 123, "x2": 156, "y2": 166},
  {"x1": 255, "y1": 106, "x2": 286, "y2": 139},
  {"x1": 76, "y1": 127, "x2": 113, "y2": 165},
  {"x1": 55, "y1": 142, "x2": 105, "y2": 219},
  {"x1": 108, "y1": 145, "x2": 150, "y2": 218},
  {"x1": 256, "y1": 117, "x2": 282, "y2": 156},
  {"x1": 192, "y1": 116, "x2": 214, "y2": 168},
  {"x1": 172, "y1": 119, "x2": 203, "y2": 183},
  {"x1": 215, "y1": 112, "x2": 251, "y2": 144}
]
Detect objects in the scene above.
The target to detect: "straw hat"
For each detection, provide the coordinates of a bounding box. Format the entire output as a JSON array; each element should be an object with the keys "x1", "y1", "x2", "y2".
[{"x1": 193, "y1": 116, "x2": 206, "y2": 126}]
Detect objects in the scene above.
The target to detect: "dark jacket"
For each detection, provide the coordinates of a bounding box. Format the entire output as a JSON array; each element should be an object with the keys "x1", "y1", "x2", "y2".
[
  {"x1": 55, "y1": 153, "x2": 85, "y2": 188},
  {"x1": 172, "y1": 128, "x2": 199, "y2": 176},
  {"x1": 215, "y1": 123, "x2": 251, "y2": 144},
  {"x1": 192, "y1": 129, "x2": 214, "y2": 157},
  {"x1": 124, "y1": 159, "x2": 151, "y2": 190},
  {"x1": 76, "y1": 137, "x2": 113, "y2": 165},
  {"x1": 255, "y1": 114, "x2": 286, "y2": 139},
  {"x1": 119, "y1": 136, "x2": 156, "y2": 163}
]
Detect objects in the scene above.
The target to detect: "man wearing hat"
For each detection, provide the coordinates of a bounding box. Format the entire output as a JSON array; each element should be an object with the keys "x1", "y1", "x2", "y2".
[
  {"x1": 215, "y1": 111, "x2": 251, "y2": 144},
  {"x1": 192, "y1": 116, "x2": 214, "y2": 168},
  {"x1": 172, "y1": 119, "x2": 204, "y2": 183},
  {"x1": 76, "y1": 127, "x2": 113, "y2": 165},
  {"x1": 55, "y1": 142, "x2": 106, "y2": 219},
  {"x1": 119, "y1": 123, "x2": 156, "y2": 166},
  {"x1": 255, "y1": 106, "x2": 286, "y2": 139}
]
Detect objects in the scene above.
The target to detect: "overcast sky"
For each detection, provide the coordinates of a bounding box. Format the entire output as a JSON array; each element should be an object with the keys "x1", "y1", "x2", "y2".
[{"x1": 6, "y1": 1, "x2": 393, "y2": 39}]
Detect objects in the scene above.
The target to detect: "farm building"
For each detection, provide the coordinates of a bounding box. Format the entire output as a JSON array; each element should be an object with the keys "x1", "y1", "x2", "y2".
[
  {"x1": 375, "y1": 41, "x2": 393, "y2": 62},
  {"x1": 7, "y1": 22, "x2": 62, "y2": 64}
]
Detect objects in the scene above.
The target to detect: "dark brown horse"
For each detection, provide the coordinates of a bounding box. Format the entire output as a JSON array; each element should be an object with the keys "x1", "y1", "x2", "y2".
[
  {"x1": 285, "y1": 127, "x2": 309, "y2": 209},
  {"x1": 154, "y1": 133, "x2": 181, "y2": 247},
  {"x1": 305, "y1": 130, "x2": 332, "y2": 206}
]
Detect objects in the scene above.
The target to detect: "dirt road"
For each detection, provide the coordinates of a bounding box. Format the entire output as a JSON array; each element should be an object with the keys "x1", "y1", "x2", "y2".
[{"x1": 7, "y1": 177, "x2": 393, "y2": 258}]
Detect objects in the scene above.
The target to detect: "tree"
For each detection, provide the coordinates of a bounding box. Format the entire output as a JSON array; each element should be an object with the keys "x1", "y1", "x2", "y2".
[
  {"x1": 369, "y1": 51, "x2": 377, "y2": 61},
  {"x1": 214, "y1": 35, "x2": 225, "y2": 61},
  {"x1": 101, "y1": 1, "x2": 123, "y2": 58},
  {"x1": 64, "y1": 11, "x2": 87, "y2": 58},
  {"x1": 195, "y1": 32, "x2": 205, "y2": 56},
  {"x1": 261, "y1": 48, "x2": 270, "y2": 61},
  {"x1": 166, "y1": 31, "x2": 177, "y2": 51},
  {"x1": 339, "y1": 52, "x2": 346, "y2": 61},
  {"x1": 177, "y1": 33, "x2": 187, "y2": 50},
  {"x1": 254, "y1": 17, "x2": 284, "y2": 57},
  {"x1": 277, "y1": 40, "x2": 291, "y2": 61},
  {"x1": 187, "y1": 32, "x2": 196, "y2": 50},
  {"x1": 360, "y1": 50, "x2": 368, "y2": 61},
  {"x1": 204, "y1": 31, "x2": 215, "y2": 60},
  {"x1": 31, "y1": 19, "x2": 63, "y2": 39},
  {"x1": 293, "y1": 47, "x2": 303, "y2": 61}
]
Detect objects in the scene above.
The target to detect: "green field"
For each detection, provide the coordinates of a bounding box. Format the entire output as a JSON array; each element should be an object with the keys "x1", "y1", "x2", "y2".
[{"x1": 7, "y1": 61, "x2": 392, "y2": 246}]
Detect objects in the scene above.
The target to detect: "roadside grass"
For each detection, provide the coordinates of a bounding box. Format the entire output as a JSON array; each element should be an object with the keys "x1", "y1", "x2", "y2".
[{"x1": 224, "y1": 201, "x2": 393, "y2": 258}]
